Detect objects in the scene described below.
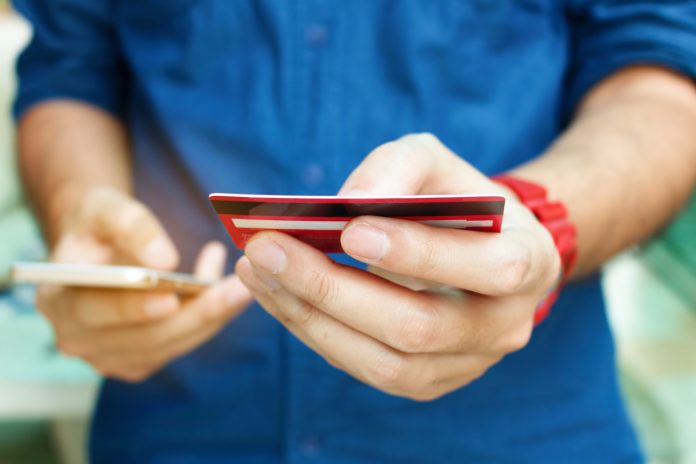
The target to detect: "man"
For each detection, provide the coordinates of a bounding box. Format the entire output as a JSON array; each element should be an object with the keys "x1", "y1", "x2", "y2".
[{"x1": 13, "y1": 1, "x2": 696, "y2": 462}]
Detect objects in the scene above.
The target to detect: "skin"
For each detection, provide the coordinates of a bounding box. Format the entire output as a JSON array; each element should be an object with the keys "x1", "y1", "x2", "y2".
[
  {"x1": 19, "y1": 66, "x2": 696, "y2": 391},
  {"x1": 19, "y1": 102, "x2": 252, "y2": 382},
  {"x1": 236, "y1": 66, "x2": 696, "y2": 400}
]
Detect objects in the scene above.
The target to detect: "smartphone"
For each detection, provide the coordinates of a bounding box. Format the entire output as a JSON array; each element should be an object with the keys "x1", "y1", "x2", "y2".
[{"x1": 10, "y1": 262, "x2": 212, "y2": 295}]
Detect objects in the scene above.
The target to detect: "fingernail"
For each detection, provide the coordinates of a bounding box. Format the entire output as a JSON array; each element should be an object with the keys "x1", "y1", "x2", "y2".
[
  {"x1": 342, "y1": 222, "x2": 388, "y2": 260},
  {"x1": 245, "y1": 239, "x2": 287, "y2": 274},
  {"x1": 238, "y1": 266, "x2": 277, "y2": 294},
  {"x1": 141, "y1": 238, "x2": 178, "y2": 269},
  {"x1": 206, "y1": 241, "x2": 227, "y2": 261},
  {"x1": 144, "y1": 294, "x2": 178, "y2": 317}
]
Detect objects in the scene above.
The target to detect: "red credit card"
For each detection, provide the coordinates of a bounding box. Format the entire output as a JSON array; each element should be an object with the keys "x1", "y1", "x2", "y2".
[{"x1": 209, "y1": 193, "x2": 505, "y2": 253}]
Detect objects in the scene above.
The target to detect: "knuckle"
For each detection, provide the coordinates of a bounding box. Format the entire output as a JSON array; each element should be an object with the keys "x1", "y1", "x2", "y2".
[
  {"x1": 391, "y1": 135, "x2": 431, "y2": 168},
  {"x1": 114, "y1": 369, "x2": 151, "y2": 384},
  {"x1": 137, "y1": 327, "x2": 166, "y2": 350},
  {"x1": 80, "y1": 187, "x2": 108, "y2": 215},
  {"x1": 405, "y1": 388, "x2": 444, "y2": 402},
  {"x1": 306, "y1": 270, "x2": 337, "y2": 307},
  {"x1": 403, "y1": 132, "x2": 445, "y2": 157},
  {"x1": 463, "y1": 320, "x2": 488, "y2": 352},
  {"x1": 120, "y1": 296, "x2": 148, "y2": 323},
  {"x1": 129, "y1": 306, "x2": 151, "y2": 324},
  {"x1": 412, "y1": 132, "x2": 441, "y2": 146},
  {"x1": 55, "y1": 339, "x2": 85, "y2": 357},
  {"x1": 35, "y1": 287, "x2": 61, "y2": 318},
  {"x1": 322, "y1": 354, "x2": 342, "y2": 371},
  {"x1": 493, "y1": 243, "x2": 531, "y2": 295},
  {"x1": 371, "y1": 141, "x2": 398, "y2": 159},
  {"x1": 413, "y1": 236, "x2": 440, "y2": 279},
  {"x1": 461, "y1": 368, "x2": 490, "y2": 387},
  {"x1": 190, "y1": 289, "x2": 227, "y2": 324},
  {"x1": 85, "y1": 358, "x2": 113, "y2": 377},
  {"x1": 290, "y1": 299, "x2": 316, "y2": 327},
  {"x1": 397, "y1": 135, "x2": 428, "y2": 158},
  {"x1": 86, "y1": 186, "x2": 114, "y2": 206},
  {"x1": 116, "y1": 202, "x2": 149, "y2": 233},
  {"x1": 95, "y1": 360, "x2": 157, "y2": 383},
  {"x1": 500, "y1": 322, "x2": 533, "y2": 353},
  {"x1": 270, "y1": 304, "x2": 293, "y2": 326},
  {"x1": 81, "y1": 187, "x2": 120, "y2": 224},
  {"x1": 145, "y1": 332, "x2": 167, "y2": 351},
  {"x1": 399, "y1": 366, "x2": 443, "y2": 402},
  {"x1": 72, "y1": 306, "x2": 97, "y2": 328},
  {"x1": 363, "y1": 350, "x2": 407, "y2": 389},
  {"x1": 393, "y1": 306, "x2": 439, "y2": 353},
  {"x1": 543, "y1": 243, "x2": 563, "y2": 291}
]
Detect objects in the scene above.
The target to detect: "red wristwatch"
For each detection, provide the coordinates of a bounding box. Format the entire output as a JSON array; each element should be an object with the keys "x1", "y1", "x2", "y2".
[{"x1": 492, "y1": 175, "x2": 577, "y2": 325}]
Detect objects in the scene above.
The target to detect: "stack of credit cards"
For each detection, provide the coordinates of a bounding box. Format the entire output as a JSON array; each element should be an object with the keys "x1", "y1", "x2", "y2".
[{"x1": 210, "y1": 194, "x2": 505, "y2": 253}]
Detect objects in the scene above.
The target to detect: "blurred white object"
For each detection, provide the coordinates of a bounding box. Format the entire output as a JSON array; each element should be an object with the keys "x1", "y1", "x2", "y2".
[{"x1": 0, "y1": 10, "x2": 30, "y2": 207}]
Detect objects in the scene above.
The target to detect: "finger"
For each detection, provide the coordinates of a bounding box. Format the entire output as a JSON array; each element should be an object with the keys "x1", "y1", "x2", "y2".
[
  {"x1": 37, "y1": 280, "x2": 178, "y2": 331},
  {"x1": 36, "y1": 285, "x2": 85, "y2": 341},
  {"x1": 57, "y1": 275, "x2": 251, "y2": 356},
  {"x1": 60, "y1": 287, "x2": 179, "y2": 328},
  {"x1": 244, "y1": 232, "x2": 494, "y2": 354},
  {"x1": 238, "y1": 255, "x2": 411, "y2": 393},
  {"x1": 82, "y1": 315, "x2": 230, "y2": 383},
  {"x1": 338, "y1": 133, "x2": 492, "y2": 196},
  {"x1": 55, "y1": 242, "x2": 230, "y2": 329},
  {"x1": 367, "y1": 265, "x2": 444, "y2": 291},
  {"x1": 50, "y1": 231, "x2": 115, "y2": 265},
  {"x1": 238, "y1": 257, "x2": 501, "y2": 400},
  {"x1": 79, "y1": 188, "x2": 178, "y2": 269},
  {"x1": 236, "y1": 258, "x2": 343, "y2": 368},
  {"x1": 193, "y1": 241, "x2": 227, "y2": 280},
  {"x1": 341, "y1": 215, "x2": 547, "y2": 296},
  {"x1": 81, "y1": 352, "x2": 162, "y2": 383}
]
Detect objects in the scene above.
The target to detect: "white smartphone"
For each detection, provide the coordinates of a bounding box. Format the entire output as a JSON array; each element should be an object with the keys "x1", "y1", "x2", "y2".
[{"x1": 10, "y1": 262, "x2": 213, "y2": 295}]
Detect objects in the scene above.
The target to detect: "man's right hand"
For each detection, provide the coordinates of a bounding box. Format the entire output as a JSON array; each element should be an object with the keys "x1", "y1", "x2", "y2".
[{"x1": 37, "y1": 187, "x2": 252, "y2": 382}]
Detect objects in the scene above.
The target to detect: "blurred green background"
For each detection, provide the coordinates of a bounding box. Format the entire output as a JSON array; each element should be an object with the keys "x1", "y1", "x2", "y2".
[{"x1": 0, "y1": 5, "x2": 98, "y2": 464}]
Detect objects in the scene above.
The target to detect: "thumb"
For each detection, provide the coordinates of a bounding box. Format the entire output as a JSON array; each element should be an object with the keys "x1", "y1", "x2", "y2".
[
  {"x1": 79, "y1": 188, "x2": 179, "y2": 270},
  {"x1": 338, "y1": 133, "x2": 491, "y2": 196},
  {"x1": 189, "y1": 241, "x2": 252, "y2": 320},
  {"x1": 193, "y1": 241, "x2": 227, "y2": 280}
]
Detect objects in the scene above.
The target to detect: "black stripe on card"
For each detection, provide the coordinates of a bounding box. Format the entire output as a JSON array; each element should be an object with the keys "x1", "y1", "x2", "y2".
[{"x1": 210, "y1": 199, "x2": 504, "y2": 217}]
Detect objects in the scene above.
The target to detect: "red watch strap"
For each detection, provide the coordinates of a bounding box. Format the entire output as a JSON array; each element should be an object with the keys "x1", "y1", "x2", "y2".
[{"x1": 492, "y1": 174, "x2": 577, "y2": 324}]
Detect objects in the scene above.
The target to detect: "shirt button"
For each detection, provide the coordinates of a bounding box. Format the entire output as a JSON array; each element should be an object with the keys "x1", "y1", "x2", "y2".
[
  {"x1": 305, "y1": 24, "x2": 329, "y2": 47},
  {"x1": 299, "y1": 434, "x2": 323, "y2": 456},
  {"x1": 302, "y1": 163, "x2": 325, "y2": 188}
]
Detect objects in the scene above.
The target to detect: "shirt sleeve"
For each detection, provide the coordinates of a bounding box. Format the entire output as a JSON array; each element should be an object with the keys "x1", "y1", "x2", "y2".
[
  {"x1": 565, "y1": 0, "x2": 696, "y2": 114},
  {"x1": 12, "y1": 0, "x2": 127, "y2": 120}
]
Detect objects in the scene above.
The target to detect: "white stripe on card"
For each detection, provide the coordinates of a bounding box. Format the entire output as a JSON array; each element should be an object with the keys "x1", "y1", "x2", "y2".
[
  {"x1": 231, "y1": 218, "x2": 493, "y2": 230},
  {"x1": 419, "y1": 219, "x2": 493, "y2": 228}
]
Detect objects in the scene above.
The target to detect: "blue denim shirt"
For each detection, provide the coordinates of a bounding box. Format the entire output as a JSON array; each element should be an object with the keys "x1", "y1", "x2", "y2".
[{"x1": 14, "y1": 1, "x2": 696, "y2": 462}]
